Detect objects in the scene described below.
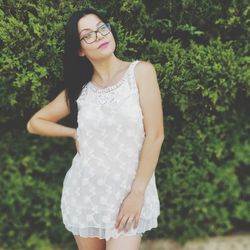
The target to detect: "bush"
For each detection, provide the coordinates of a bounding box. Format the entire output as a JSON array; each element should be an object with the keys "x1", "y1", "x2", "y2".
[{"x1": 0, "y1": 0, "x2": 249, "y2": 248}]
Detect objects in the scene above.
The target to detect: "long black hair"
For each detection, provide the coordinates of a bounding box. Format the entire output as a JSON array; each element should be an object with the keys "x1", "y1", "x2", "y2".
[{"x1": 63, "y1": 7, "x2": 119, "y2": 127}]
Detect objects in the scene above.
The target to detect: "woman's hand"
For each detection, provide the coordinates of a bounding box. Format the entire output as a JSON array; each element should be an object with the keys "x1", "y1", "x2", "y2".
[
  {"x1": 115, "y1": 190, "x2": 145, "y2": 233},
  {"x1": 72, "y1": 129, "x2": 80, "y2": 155}
]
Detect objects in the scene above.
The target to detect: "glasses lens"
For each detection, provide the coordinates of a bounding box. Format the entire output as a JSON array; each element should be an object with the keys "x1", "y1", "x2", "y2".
[
  {"x1": 99, "y1": 23, "x2": 111, "y2": 35},
  {"x1": 83, "y1": 31, "x2": 96, "y2": 43},
  {"x1": 81, "y1": 23, "x2": 111, "y2": 44}
]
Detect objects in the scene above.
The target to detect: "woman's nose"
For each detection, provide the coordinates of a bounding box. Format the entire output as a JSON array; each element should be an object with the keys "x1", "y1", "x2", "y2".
[{"x1": 96, "y1": 30, "x2": 104, "y2": 40}]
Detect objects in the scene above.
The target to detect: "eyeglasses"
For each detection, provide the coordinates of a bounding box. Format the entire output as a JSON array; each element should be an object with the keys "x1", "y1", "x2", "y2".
[{"x1": 80, "y1": 23, "x2": 111, "y2": 44}]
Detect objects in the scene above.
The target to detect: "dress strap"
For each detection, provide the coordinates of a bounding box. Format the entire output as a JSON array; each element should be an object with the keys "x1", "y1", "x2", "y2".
[{"x1": 128, "y1": 60, "x2": 141, "y2": 94}]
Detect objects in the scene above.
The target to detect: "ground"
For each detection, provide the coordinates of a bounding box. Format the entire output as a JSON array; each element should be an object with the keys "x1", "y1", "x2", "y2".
[{"x1": 140, "y1": 233, "x2": 250, "y2": 250}]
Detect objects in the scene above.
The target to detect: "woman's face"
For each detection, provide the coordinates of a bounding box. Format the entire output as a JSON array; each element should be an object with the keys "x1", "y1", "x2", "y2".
[{"x1": 77, "y1": 14, "x2": 116, "y2": 60}]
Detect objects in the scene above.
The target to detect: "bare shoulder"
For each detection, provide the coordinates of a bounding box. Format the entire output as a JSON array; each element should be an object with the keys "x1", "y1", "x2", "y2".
[
  {"x1": 134, "y1": 60, "x2": 156, "y2": 77},
  {"x1": 134, "y1": 60, "x2": 159, "y2": 91},
  {"x1": 135, "y1": 60, "x2": 155, "y2": 71}
]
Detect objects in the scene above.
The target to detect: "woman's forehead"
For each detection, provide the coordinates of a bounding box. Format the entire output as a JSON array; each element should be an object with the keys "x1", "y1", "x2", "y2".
[{"x1": 78, "y1": 14, "x2": 104, "y2": 34}]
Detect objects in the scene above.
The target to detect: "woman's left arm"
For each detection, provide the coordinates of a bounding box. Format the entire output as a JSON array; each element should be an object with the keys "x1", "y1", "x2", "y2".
[
  {"x1": 115, "y1": 61, "x2": 165, "y2": 232},
  {"x1": 130, "y1": 61, "x2": 165, "y2": 195}
]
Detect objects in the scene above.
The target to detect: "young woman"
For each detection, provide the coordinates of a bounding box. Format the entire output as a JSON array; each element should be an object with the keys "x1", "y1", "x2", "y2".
[{"x1": 27, "y1": 7, "x2": 164, "y2": 250}]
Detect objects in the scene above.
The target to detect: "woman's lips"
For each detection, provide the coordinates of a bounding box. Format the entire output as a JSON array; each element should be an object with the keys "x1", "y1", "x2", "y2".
[{"x1": 98, "y1": 42, "x2": 109, "y2": 49}]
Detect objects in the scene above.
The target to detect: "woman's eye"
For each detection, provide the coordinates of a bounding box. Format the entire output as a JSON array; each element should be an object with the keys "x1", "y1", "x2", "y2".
[
  {"x1": 99, "y1": 25, "x2": 107, "y2": 31},
  {"x1": 84, "y1": 33, "x2": 93, "y2": 39}
]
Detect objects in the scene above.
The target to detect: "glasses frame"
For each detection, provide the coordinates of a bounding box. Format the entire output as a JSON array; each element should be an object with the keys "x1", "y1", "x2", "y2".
[{"x1": 80, "y1": 23, "x2": 111, "y2": 44}]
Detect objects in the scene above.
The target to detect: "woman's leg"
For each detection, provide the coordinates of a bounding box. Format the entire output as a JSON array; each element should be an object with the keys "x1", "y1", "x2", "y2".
[
  {"x1": 73, "y1": 235, "x2": 106, "y2": 250},
  {"x1": 106, "y1": 234, "x2": 142, "y2": 250}
]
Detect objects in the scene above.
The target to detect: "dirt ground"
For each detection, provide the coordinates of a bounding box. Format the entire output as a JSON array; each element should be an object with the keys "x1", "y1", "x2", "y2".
[{"x1": 140, "y1": 233, "x2": 250, "y2": 250}]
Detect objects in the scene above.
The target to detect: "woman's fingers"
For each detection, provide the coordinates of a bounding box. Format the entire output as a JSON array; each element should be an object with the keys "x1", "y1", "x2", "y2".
[
  {"x1": 75, "y1": 139, "x2": 80, "y2": 155},
  {"x1": 116, "y1": 215, "x2": 138, "y2": 233},
  {"x1": 117, "y1": 215, "x2": 129, "y2": 232},
  {"x1": 133, "y1": 215, "x2": 139, "y2": 229},
  {"x1": 124, "y1": 217, "x2": 135, "y2": 232}
]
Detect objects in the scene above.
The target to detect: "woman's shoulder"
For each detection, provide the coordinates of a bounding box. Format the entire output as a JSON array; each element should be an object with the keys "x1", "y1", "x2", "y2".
[
  {"x1": 135, "y1": 59, "x2": 155, "y2": 69},
  {"x1": 134, "y1": 60, "x2": 157, "y2": 84}
]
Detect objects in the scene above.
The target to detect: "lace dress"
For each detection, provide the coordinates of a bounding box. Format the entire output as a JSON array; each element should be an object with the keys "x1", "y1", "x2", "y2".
[{"x1": 60, "y1": 60, "x2": 160, "y2": 241}]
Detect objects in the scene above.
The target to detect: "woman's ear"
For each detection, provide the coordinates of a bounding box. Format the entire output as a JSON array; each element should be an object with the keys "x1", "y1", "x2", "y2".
[{"x1": 78, "y1": 47, "x2": 85, "y2": 57}]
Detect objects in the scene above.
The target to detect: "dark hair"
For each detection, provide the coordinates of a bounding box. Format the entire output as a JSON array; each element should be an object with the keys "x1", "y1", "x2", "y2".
[{"x1": 63, "y1": 7, "x2": 119, "y2": 127}]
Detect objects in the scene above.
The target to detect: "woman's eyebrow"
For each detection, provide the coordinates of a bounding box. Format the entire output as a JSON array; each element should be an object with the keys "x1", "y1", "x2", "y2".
[{"x1": 79, "y1": 20, "x2": 104, "y2": 34}]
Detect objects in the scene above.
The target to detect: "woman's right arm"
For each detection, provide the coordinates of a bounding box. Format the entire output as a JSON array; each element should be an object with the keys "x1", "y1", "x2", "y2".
[{"x1": 26, "y1": 89, "x2": 77, "y2": 140}]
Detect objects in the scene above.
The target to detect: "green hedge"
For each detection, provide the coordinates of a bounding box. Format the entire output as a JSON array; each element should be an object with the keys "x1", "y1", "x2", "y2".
[{"x1": 0, "y1": 0, "x2": 249, "y2": 249}]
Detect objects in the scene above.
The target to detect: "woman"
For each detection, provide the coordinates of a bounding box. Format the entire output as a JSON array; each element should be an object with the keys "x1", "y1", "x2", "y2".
[{"x1": 27, "y1": 7, "x2": 164, "y2": 250}]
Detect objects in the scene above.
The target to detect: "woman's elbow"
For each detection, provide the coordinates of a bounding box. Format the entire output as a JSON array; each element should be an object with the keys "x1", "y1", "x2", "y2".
[
  {"x1": 145, "y1": 131, "x2": 165, "y2": 142},
  {"x1": 26, "y1": 119, "x2": 35, "y2": 134}
]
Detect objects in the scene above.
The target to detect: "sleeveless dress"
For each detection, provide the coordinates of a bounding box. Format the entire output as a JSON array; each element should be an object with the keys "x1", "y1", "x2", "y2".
[{"x1": 60, "y1": 60, "x2": 160, "y2": 241}]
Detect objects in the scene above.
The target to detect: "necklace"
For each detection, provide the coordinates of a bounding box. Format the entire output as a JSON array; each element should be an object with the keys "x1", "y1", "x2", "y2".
[{"x1": 91, "y1": 60, "x2": 123, "y2": 89}]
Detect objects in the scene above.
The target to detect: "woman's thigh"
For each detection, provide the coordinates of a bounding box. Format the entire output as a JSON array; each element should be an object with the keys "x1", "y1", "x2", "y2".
[
  {"x1": 106, "y1": 234, "x2": 142, "y2": 250},
  {"x1": 73, "y1": 235, "x2": 106, "y2": 250}
]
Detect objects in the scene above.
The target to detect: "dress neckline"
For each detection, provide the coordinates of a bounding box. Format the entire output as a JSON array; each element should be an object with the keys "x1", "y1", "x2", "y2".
[{"x1": 88, "y1": 60, "x2": 137, "y2": 93}]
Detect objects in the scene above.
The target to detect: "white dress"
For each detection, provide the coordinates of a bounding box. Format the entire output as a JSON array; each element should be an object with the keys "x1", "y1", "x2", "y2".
[{"x1": 60, "y1": 60, "x2": 160, "y2": 241}]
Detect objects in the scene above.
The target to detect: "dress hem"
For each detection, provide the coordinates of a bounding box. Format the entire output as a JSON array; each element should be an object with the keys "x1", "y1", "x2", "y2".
[{"x1": 63, "y1": 216, "x2": 159, "y2": 241}]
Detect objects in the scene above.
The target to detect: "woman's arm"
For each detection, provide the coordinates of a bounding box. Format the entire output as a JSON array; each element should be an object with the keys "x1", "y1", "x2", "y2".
[
  {"x1": 130, "y1": 61, "x2": 165, "y2": 194},
  {"x1": 115, "y1": 61, "x2": 165, "y2": 231},
  {"x1": 26, "y1": 89, "x2": 77, "y2": 140}
]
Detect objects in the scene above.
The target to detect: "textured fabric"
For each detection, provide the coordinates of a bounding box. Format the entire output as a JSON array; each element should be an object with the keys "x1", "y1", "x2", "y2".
[{"x1": 60, "y1": 60, "x2": 160, "y2": 241}]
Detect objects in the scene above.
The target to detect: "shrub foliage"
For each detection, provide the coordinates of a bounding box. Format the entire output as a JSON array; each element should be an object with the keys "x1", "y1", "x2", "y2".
[{"x1": 0, "y1": 0, "x2": 249, "y2": 249}]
